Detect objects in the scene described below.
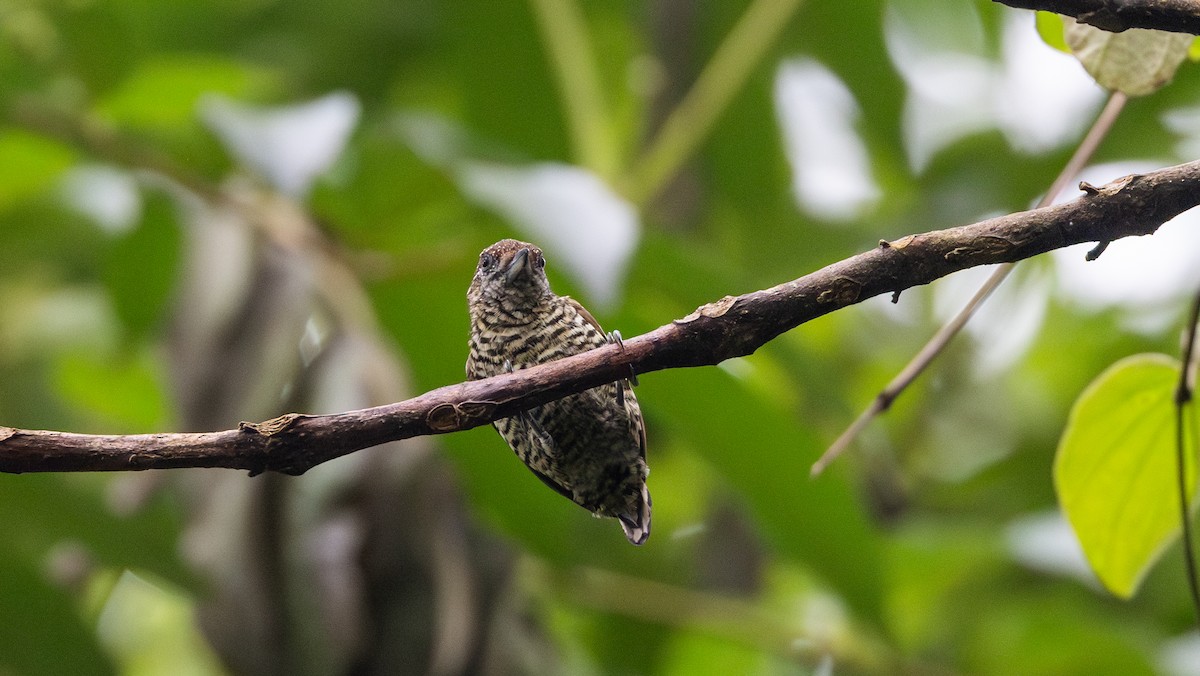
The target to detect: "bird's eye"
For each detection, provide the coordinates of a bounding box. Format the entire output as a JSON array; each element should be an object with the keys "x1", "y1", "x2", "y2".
[
  {"x1": 535, "y1": 253, "x2": 545, "y2": 269},
  {"x1": 479, "y1": 253, "x2": 497, "y2": 271}
]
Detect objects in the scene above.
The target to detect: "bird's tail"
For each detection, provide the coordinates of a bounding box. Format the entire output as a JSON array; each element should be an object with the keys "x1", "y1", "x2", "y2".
[{"x1": 618, "y1": 484, "x2": 652, "y2": 545}]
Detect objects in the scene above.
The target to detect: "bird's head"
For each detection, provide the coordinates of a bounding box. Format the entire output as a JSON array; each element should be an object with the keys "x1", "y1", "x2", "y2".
[{"x1": 467, "y1": 239, "x2": 552, "y2": 312}]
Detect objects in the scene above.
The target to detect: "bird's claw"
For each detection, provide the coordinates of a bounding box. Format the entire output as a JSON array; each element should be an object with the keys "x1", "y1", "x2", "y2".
[
  {"x1": 607, "y1": 330, "x2": 638, "y2": 407},
  {"x1": 504, "y1": 358, "x2": 540, "y2": 426},
  {"x1": 607, "y1": 330, "x2": 639, "y2": 387}
]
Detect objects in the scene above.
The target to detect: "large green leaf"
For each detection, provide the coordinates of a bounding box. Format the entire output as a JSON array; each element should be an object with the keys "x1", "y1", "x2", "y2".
[{"x1": 1055, "y1": 354, "x2": 1195, "y2": 598}]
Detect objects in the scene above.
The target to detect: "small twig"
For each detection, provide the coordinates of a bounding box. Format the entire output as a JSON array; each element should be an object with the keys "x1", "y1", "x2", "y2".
[
  {"x1": 812, "y1": 92, "x2": 1128, "y2": 476},
  {"x1": 1175, "y1": 286, "x2": 1200, "y2": 630},
  {"x1": 3, "y1": 157, "x2": 1200, "y2": 474},
  {"x1": 811, "y1": 268, "x2": 1010, "y2": 476},
  {"x1": 1085, "y1": 240, "x2": 1110, "y2": 261},
  {"x1": 993, "y1": 0, "x2": 1200, "y2": 35}
]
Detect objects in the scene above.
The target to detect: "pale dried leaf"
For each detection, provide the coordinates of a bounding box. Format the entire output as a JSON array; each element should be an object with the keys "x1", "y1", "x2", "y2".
[{"x1": 1065, "y1": 21, "x2": 1192, "y2": 97}]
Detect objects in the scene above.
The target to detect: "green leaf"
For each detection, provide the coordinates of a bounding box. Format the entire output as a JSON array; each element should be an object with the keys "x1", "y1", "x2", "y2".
[
  {"x1": 0, "y1": 130, "x2": 76, "y2": 211},
  {"x1": 1034, "y1": 12, "x2": 1070, "y2": 54},
  {"x1": 96, "y1": 55, "x2": 278, "y2": 129},
  {"x1": 657, "y1": 629, "x2": 779, "y2": 675},
  {"x1": 95, "y1": 570, "x2": 225, "y2": 676},
  {"x1": 102, "y1": 193, "x2": 181, "y2": 343},
  {"x1": 1055, "y1": 354, "x2": 1195, "y2": 598},
  {"x1": 1064, "y1": 21, "x2": 1192, "y2": 96},
  {"x1": 0, "y1": 474, "x2": 190, "y2": 586},
  {"x1": 0, "y1": 551, "x2": 111, "y2": 676},
  {"x1": 53, "y1": 350, "x2": 169, "y2": 432}
]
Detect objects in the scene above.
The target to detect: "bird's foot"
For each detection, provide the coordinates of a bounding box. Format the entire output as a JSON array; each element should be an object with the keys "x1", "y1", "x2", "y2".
[
  {"x1": 503, "y1": 358, "x2": 538, "y2": 426},
  {"x1": 606, "y1": 330, "x2": 639, "y2": 386},
  {"x1": 606, "y1": 330, "x2": 638, "y2": 407}
]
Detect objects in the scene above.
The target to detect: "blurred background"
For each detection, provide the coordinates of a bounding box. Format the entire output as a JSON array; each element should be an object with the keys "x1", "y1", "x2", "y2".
[{"x1": 2, "y1": 0, "x2": 1200, "y2": 674}]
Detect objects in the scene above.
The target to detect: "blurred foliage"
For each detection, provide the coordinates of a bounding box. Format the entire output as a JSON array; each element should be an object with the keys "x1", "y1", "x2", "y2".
[{"x1": 2, "y1": 0, "x2": 1200, "y2": 674}]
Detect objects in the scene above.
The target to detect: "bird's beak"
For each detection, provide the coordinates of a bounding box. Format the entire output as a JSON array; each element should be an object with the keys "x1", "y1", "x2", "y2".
[{"x1": 505, "y1": 248, "x2": 530, "y2": 284}]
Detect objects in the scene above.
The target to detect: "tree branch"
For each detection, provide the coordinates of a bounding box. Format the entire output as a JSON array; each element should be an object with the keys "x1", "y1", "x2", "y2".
[
  {"x1": 994, "y1": 0, "x2": 1200, "y2": 35},
  {"x1": 4, "y1": 160, "x2": 1200, "y2": 475}
]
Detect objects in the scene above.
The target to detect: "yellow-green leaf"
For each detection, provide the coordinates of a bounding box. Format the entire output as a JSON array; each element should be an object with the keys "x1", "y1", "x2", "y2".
[
  {"x1": 1035, "y1": 11, "x2": 1070, "y2": 54},
  {"x1": 1065, "y1": 21, "x2": 1192, "y2": 96},
  {"x1": 1055, "y1": 354, "x2": 1196, "y2": 598},
  {"x1": 54, "y1": 351, "x2": 169, "y2": 432},
  {"x1": 96, "y1": 55, "x2": 279, "y2": 130},
  {"x1": 0, "y1": 130, "x2": 76, "y2": 211}
]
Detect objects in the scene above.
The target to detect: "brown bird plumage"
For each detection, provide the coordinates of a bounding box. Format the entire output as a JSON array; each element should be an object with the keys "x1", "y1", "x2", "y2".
[{"x1": 466, "y1": 239, "x2": 651, "y2": 545}]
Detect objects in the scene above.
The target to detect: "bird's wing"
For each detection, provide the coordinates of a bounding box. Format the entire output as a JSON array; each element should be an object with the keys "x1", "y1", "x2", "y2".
[
  {"x1": 466, "y1": 335, "x2": 483, "y2": 380},
  {"x1": 561, "y1": 295, "x2": 620, "y2": 406},
  {"x1": 502, "y1": 411, "x2": 575, "y2": 501},
  {"x1": 529, "y1": 465, "x2": 574, "y2": 502},
  {"x1": 631, "y1": 393, "x2": 647, "y2": 461},
  {"x1": 564, "y1": 296, "x2": 647, "y2": 460},
  {"x1": 563, "y1": 296, "x2": 605, "y2": 341}
]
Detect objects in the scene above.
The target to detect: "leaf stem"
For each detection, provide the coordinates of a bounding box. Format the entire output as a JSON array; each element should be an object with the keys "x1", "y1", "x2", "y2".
[
  {"x1": 625, "y1": 0, "x2": 806, "y2": 205},
  {"x1": 528, "y1": 0, "x2": 618, "y2": 179}
]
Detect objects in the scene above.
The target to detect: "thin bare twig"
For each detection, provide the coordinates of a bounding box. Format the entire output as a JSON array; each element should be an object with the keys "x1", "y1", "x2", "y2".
[
  {"x1": 1175, "y1": 286, "x2": 1200, "y2": 629},
  {"x1": 3, "y1": 159, "x2": 1200, "y2": 475},
  {"x1": 812, "y1": 92, "x2": 1128, "y2": 476}
]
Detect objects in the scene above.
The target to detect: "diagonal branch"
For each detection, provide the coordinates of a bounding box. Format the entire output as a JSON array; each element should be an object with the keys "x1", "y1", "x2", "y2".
[
  {"x1": 3, "y1": 159, "x2": 1200, "y2": 475},
  {"x1": 994, "y1": 0, "x2": 1200, "y2": 35}
]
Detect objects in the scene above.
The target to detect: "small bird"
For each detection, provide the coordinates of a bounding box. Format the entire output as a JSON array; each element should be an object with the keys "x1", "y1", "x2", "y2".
[{"x1": 466, "y1": 239, "x2": 651, "y2": 545}]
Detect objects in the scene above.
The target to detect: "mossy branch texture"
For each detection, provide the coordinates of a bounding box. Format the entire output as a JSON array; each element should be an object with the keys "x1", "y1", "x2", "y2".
[{"x1": 3, "y1": 159, "x2": 1200, "y2": 475}]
